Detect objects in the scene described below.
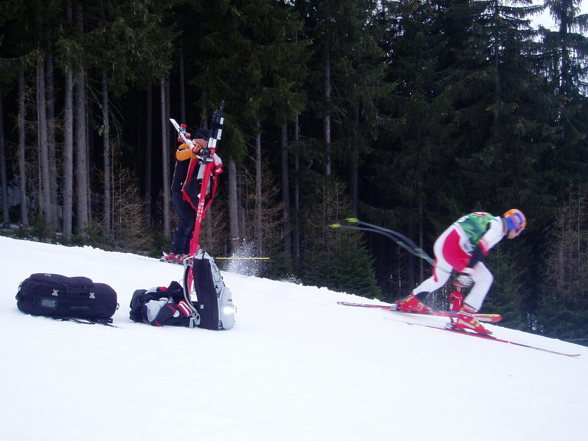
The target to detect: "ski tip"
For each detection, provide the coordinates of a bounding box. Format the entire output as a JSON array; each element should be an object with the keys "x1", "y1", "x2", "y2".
[
  {"x1": 330, "y1": 223, "x2": 342, "y2": 228},
  {"x1": 345, "y1": 217, "x2": 360, "y2": 224}
]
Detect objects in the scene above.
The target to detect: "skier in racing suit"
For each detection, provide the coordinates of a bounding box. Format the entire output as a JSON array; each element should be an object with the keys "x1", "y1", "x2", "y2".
[{"x1": 398, "y1": 209, "x2": 526, "y2": 335}]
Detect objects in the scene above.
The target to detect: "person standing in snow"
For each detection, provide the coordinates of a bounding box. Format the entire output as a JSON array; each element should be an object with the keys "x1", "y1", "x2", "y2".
[
  {"x1": 164, "y1": 127, "x2": 222, "y2": 263},
  {"x1": 398, "y1": 209, "x2": 526, "y2": 335}
]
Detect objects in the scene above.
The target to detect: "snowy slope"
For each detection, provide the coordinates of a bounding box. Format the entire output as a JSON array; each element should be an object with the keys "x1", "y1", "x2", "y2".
[{"x1": 1, "y1": 235, "x2": 586, "y2": 441}]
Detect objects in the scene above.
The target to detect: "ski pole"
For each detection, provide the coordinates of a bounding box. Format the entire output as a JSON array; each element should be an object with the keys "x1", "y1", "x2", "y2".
[{"x1": 330, "y1": 218, "x2": 434, "y2": 266}]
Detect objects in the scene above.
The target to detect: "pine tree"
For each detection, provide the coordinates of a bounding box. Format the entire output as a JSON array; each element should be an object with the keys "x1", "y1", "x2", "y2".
[
  {"x1": 539, "y1": 0, "x2": 588, "y2": 192},
  {"x1": 86, "y1": 0, "x2": 176, "y2": 236},
  {"x1": 256, "y1": 1, "x2": 307, "y2": 268},
  {"x1": 454, "y1": 0, "x2": 555, "y2": 210},
  {"x1": 241, "y1": 156, "x2": 286, "y2": 277},
  {"x1": 331, "y1": 1, "x2": 386, "y2": 214},
  {"x1": 111, "y1": 165, "x2": 154, "y2": 252},
  {"x1": 301, "y1": 178, "x2": 380, "y2": 298},
  {"x1": 370, "y1": 0, "x2": 452, "y2": 286},
  {"x1": 1, "y1": 0, "x2": 64, "y2": 234},
  {"x1": 483, "y1": 246, "x2": 527, "y2": 329},
  {"x1": 537, "y1": 185, "x2": 588, "y2": 341}
]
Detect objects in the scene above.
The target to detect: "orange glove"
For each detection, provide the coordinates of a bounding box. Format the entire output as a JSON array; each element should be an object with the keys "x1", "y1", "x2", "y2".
[{"x1": 176, "y1": 143, "x2": 195, "y2": 161}]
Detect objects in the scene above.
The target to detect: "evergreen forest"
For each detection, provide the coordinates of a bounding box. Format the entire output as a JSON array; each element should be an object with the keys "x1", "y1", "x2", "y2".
[{"x1": 0, "y1": 0, "x2": 587, "y2": 343}]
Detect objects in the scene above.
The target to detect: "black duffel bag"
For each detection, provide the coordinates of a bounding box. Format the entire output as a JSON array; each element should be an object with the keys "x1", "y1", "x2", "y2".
[{"x1": 16, "y1": 273, "x2": 118, "y2": 325}]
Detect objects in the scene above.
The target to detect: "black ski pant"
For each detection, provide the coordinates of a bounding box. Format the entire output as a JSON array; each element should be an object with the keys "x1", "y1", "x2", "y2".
[{"x1": 171, "y1": 190, "x2": 196, "y2": 254}]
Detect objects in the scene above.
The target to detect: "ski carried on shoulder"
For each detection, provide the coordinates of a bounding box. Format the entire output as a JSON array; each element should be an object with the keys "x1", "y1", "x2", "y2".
[
  {"x1": 337, "y1": 301, "x2": 502, "y2": 323},
  {"x1": 383, "y1": 315, "x2": 581, "y2": 358}
]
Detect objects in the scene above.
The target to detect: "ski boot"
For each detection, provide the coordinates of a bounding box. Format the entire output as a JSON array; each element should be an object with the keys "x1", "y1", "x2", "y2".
[
  {"x1": 398, "y1": 293, "x2": 433, "y2": 314},
  {"x1": 452, "y1": 303, "x2": 492, "y2": 335}
]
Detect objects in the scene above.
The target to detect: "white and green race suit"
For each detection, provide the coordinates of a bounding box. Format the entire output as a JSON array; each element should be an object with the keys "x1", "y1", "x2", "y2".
[{"x1": 412, "y1": 212, "x2": 506, "y2": 311}]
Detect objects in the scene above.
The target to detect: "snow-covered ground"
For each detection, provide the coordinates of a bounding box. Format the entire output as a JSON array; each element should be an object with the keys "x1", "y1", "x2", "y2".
[{"x1": 1, "y1": 235, "x2": 586, "y2": 441}]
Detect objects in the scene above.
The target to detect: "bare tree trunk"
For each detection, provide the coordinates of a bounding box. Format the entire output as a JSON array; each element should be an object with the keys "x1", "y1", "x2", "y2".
[
  {"x1": 418, "y1": 197, "x2": 424, "y2": 282},
  {"x1": 255, "y1": 121, "x2": 263, "y2": 253},
  {"x1": 75, "y1": 4, "x2": 89, "y2": 231},
  {"x1": 293, "y1": 113, "x2": 301, "y2": 268},
  {"x1": 101, "y1": 72, "x2": 111, "y2": 234},
  {"x1": 144, "y1": 87, "x2": 152, "y2": 225},
  {"x1": 18, "y1": 71, "x2": 29, "y2": 227},
  {"x1": 0, "y1": 91, "x2": 8, "y2": 227},
  {"x1": 160, "y1": 78, "x2": 171, "y2": 237},
  {"x1": 324, "y1": 51, "x2": 332, "y2": 177},
  {"x1": 37, "y1": 61, "x2": 54, "y2": 234},
  {"x1": 74, "y1": 69, "x2": 89, "y2": 230},
  {"x1": 238, "y1": 165, "x2": 247, "y2": 248},
  {"x1": 63, "y1": 69, "x2": 73, "y2": 237},
  {"x1": 166, "y1": 77, "x2": 172, "y2": 147},
  {"x1": 86, "y1": 95, "x2": 92, "y2": 223},
  {"x1": 179, "y1": 53, "x2": 186, "y2": 123},
  {"x1": 46, "y1": 55, "x2": 59, "y2": 230},
  {"x1": 228, "y1": 157, "x2": 240, "y2": 253},
  {"x1": 281, "y1": 119, "x2": 292, "y2": 264},
  {"x1": 350, "y1": 100, "x2": 359, "y2": 215}
]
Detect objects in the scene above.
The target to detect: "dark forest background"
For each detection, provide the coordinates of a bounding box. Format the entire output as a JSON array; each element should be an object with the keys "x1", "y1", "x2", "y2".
[{"x1": 0, "y1": 0, "x2": 587, "y2": 342}]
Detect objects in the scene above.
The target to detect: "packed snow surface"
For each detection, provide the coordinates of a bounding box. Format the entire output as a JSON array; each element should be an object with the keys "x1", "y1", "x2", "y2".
[{"x1": 1, "y1": 236, "x2": 586, "y2": 441}]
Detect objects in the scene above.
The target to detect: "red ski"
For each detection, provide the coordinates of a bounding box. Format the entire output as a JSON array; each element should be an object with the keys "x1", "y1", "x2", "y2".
[
  {"x1": 337, "y1": 301, "x2": 502, "y2": 323},
  {"x1": 383, "y1": 315, "x2": 581, "y2": 358}
]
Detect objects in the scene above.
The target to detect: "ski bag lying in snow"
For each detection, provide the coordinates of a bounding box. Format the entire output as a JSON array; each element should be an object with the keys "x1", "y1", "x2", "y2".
[
  {"x1": 16, "y1": 273, "x2": 118, "y2": 324},
  {"x1": 129, "y1": 281, "x2": 199, "y2": 327},
  {"x1": 185, "y1": 250, "x2": 235, "y2": 330}
]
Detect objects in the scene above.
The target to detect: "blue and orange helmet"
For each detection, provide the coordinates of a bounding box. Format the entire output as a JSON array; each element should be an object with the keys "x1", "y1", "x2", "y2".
[{"x1": 503, "y1": 209, "x2": 526, "y2": 233}]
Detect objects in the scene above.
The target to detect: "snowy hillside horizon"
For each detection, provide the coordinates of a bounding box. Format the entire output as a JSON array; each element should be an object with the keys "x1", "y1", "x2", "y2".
[{"x1": 1, "y1": 236, "x2": 586, "y2": 441}]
